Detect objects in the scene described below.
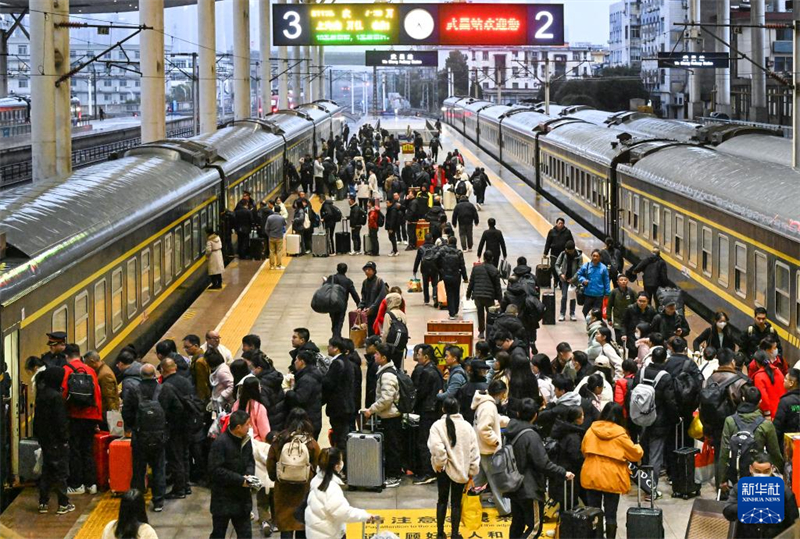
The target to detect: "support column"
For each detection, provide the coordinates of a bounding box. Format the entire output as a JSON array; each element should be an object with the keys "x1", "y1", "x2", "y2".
[
  {"x1": 198, "y1": 0, "x2": 217, "y2": 133},
  {"x1": 750, "y1": 0, "x2": 767, "y2": 122},
  {"x1": 317, "y1": 46, "x2": 326, "y2": 100},
  {"x1": 689, "y1": 0, "x2": 702, "y2": 119},
  {"x1": 303, "y1": 45, "x2": 312, "y2": 102},
  {"x1": 716, "y1": 0, "x2": 731, "y2": 115},
  {"x1": 292, "y1": 44, "x2": 302, "y2": 104},
  {"x1": 54, "y1": 0, "x2": 71, "y2": 178},
  {"x1": 30, "y1": 0, "x2": 56, "y2": 181},
  {"x1": 278, "y1": 0, "x2": 289, "y2": 109},
  {"x1": 0, "y1": 33, "x2": 8, "y2": 98},
  {"x1": 140, "y1": 0, "x2": 165, "y2": 143},
  {"x1": 233, "y1": 0, "x2": 251, "y2": 120},
  {"x1": 259, "y1": 0, "x2": 271, "y2": 116}
]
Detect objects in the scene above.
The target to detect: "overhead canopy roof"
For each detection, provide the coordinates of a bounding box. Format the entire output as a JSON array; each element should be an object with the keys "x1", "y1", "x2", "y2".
[{"x1": 0, "y1": 0, "x2": 216, "y2": 14}]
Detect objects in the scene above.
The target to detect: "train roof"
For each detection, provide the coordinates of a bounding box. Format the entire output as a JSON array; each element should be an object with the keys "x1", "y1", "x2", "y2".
[
  {"x1": 263, "y1": 111, "x2": 312, "y2": 139},
  {"x1": 621, "y1": 144, "x2": 800, "y2": 242},
  {"x1": 193, "y1": 123, "x2": 283, "y2": 175},
  {"x1": 542, "y1": 121, "x2": 623, "y2": 166},
  {"x1": 714, "y1": 133, "x2": 792, "y2": 167},
  {"x1": 295, "y1": 104, "x2": 331, "y2": 124},
  {"x1": 503, "y1": 110, "x2": 556, "y2": 134}
]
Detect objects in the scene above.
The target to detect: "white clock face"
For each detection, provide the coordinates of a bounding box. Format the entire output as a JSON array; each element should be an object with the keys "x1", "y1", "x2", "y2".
[{"x1": 404, "y1": 8, "x2": 435, "y2": 41}]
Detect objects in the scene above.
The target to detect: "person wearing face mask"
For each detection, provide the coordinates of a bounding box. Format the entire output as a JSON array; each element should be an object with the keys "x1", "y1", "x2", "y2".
[
  {"x1": 693, "y1": 310, "x2": 737, "y2": 353},
  {"x1": 748, "y1": 336, "x2": 789, "y2": 379},
  {"x1": 304, "y1": 448, "x2": 379, "y2": 539},
  {"x1": 622, "y1": 292, "x2": 657, "y2": 359},
  {"x1": 752, "y1": 350, "x2": 786, "y2": 420},
  {"x1": 723, "y1": 452, "x2": 798, "y2": 538}
]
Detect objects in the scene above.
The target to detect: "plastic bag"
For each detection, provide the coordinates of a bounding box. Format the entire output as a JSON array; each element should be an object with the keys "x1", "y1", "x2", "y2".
[
  {"x1": 407, "y1": 278, "x2": 422, "y2": 293},
  {"x1": 107, "y1": 410, "x2": 125, "y2": 438},
  {"x1": 695, "y1": 438, "x2": 715, "y2": 485},
  {"x1": 460, "y1": 480, "x2": 482, "y2": 532},
  {"x1": 33, "y1": 447, "x2": 42, "y2": 476},
  {"x1": 688, "y1": 413, "x2": 704, "y2": 440}
]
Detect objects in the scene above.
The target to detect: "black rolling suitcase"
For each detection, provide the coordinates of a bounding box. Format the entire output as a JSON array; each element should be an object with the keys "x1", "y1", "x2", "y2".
[
  {"x1": 672, "y1": 419, "x2": 701, "y2": 499},
  {"x1": 402, "y1": 415, "x2": 420, "y2": 476},
  {"x1": 249, "y1": 232, "x2": 266, "y2": 260},
  {"x1": 336, "y1": 218, "x2": 352, "y2": 255},
  {"x1": 542, "y1": 290, "x2": 557, "y2": 325},
  {"x1": 559, "y1": 478, "x2": 604, "y2": 539},
  {"x1": 627, "y1": 465, "x2": 664, "y2": 538},
  {"x1": 536, "y1": 255, "x2": 552, "y2": 289}
]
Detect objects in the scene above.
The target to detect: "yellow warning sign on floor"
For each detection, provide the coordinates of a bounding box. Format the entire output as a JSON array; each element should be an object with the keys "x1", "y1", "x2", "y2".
[{"x1": 346, "y1": 508, "x2": 557, "y2": 538}]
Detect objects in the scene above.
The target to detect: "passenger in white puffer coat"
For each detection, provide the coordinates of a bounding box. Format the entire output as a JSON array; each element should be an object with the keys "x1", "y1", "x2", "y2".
[{"x1": 304, "y1": 448, "x2": 379, "y2": 539}]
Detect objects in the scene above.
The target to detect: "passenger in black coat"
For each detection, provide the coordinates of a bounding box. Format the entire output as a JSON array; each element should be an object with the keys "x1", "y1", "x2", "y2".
[
  {"x1": 451, "y1": 199, "x2": 479, "y2": 251},
  {"x1": 346, "y1": 347, "x2": 363, "y2": 416},
  {"x1": 622, "y1": 295, "x2": 657, "y2": 356},
  {"x1": 489, "y1": 310, "x2": 528, "y2": 350},
  {"x1": 286, "y1": 353, "x2": 324, "y2": 439},
  {"x1": 549, "y1": 413, "x2": 586, "y2": 509},
  {"x1": 322, "y1": 342, "x2": 355, "y2": 450},
  {"x1": 35, "y1": 367, "x2": 71, "y2": 509},
  {"x1": 327, "y1": 265, "x2": 361, "y2": 340},
  {"x1": 208, "y1": 414, "x2": 255, "y2": 537},
  {"x1": 477, "y1": 219, "x2": 507, "y2": 268},
  {"x1": 234, "y1": 205, "x2": 254, "y2": 259},
  {"x1": 160, "y1": 359, "x2": 194, "y2": 497},
  {"x1": 543, "y1": 220, "x2": 574, "y2": 267},
  {"x1": 467, "y1": 258, "x2": 502, "y2": 337},
  {"x1": 773, "y1": 373, "x2": 800, "y2": 453},
  {"x1": 250, "y1": 353, "x2": 286, "y2": 432},
  {"x1": 629, "y1": 248, "x2": 669, "y2": 306},
  {"x1": 363, "y1": 337, "x2": 381, "y2": 410}
]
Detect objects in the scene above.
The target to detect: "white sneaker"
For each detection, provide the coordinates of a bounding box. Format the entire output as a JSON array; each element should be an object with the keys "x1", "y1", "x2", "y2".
[
  {"x1": 86, "y1": 484, "x2": 97, "y2": 495},
  {"x1": 276, "y1": 266, "x2": 285, "y2": 270},
  {"x1": 558, "y1": 315, "x2": 566, "y2": 322},
  {"x1": 67, "y1": 486, "x2": 85, "y2": 495}
]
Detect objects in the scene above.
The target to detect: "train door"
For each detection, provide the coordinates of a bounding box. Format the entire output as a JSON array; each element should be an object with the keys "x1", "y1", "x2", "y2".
[{"x1": 2, "y1": 325, "x2": 19, "y2": 501}]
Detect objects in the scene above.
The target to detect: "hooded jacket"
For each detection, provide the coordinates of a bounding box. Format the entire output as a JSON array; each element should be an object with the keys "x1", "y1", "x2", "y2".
[
  {"x1": 380, "y1": 293, "x2": 407, "y2": 343},
  {"x1": 467, "y1": 262, "x2": 502, "y2": 302},
  {"x1": 575, "y1": 261, "x2": 611, "y2": 298},
  {"x1": 452, "y1": 199, "x2": 479, "y2": 229},
  {"x1": 119, "y1": 361, "x2": 144, "y2": 403},
  {"x1": 305, "y1": 472, "x2": 371, "y2": 539},
  {"x1": 34, "y1": 367, "x2": 69, "y2": 446},
  {"x1": 412, "y1": 360, "x2": 444, "y2": 414},
  {"x1": 536, "y1": 390, "x2": 583, "y2": 437},
  {"x1": 719, "y1": 403, "x2": 783, "y2": 485},
  {"x1": 631, "y1": 253, "x2": 669, "y2": 289},
  {"x1": 369, "y1": 363, "x2": 400, "y2": 419},
  {"x1": 208, "y1": 429, "x2": 255, "y2": 517},
  {"x1": 551, "y1": 419, "x2": 585, "y2": 474},
  {"x1": 544, "y1": 226, "x2": 574, "y2": 258},
  {"x1": 61, "y1": 358, "x2": 103, "y2": 421},
  {"x1": 580, "y1": 420, "x2": 644, "y2": 494},
  {"x1": 505, "y1": 418, "x2": 567, "y2": 501},
  {"x1": 322, "y1": 354, "x2": 355, "y2": 419},
  {"x1": 555, "y1": 249, "x2": 583, "y2": 281},
  {"x1": 206, "y1": 234, "x2": 224, "y2": 275},
  {"x1": 286, "y1": 365, "x2": 323, "y2": 431},
  {"x1": 428, "y1": 413, "x2": 481, "y2": 484},
  {"x1": 773, "y1": 388, "x2": 800, "y2": 449},
  {"x1": 471, "y1": 391, "x2": 510, "y2": 455}
]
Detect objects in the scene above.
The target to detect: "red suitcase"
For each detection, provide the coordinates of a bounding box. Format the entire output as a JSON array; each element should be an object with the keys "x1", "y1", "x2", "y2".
[
  {"x1": 109, "y1": 438, "x2": 133, "y2": 494},
  {"x1": 94, "y1": 431, "x2": 114, "y2": 490}
]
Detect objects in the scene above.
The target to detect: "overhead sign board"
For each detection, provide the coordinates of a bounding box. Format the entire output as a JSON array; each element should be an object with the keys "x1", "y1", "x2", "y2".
[
  {"x1": 272, "y1": 3, "x2": 564, "y2": 46},
  {"x1": 657, "y1": 52, "x2": 730, "y2": 68},
  {"x1": 365, "y1": 50, "x2": 438, "y2": 67}
]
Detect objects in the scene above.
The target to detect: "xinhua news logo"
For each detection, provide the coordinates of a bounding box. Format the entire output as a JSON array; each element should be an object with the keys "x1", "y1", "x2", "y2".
[{"x1": 738, "y1": 477, "x2": 785, "y2": 525}]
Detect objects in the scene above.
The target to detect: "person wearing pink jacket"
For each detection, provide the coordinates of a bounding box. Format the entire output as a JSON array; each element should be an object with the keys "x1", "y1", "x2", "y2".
[{"x1": 231, "y1": 378, "x2": 271, "y2": 442}]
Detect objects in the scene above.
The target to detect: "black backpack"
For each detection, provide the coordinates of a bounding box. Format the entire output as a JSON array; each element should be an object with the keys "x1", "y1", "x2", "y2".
[
  {"x1": 698, "y1": 374, "x2": 746, "y2": 432},
  {"x1": 136, "y1": 385, "x2": 166, "y2": 449},
  {"x1": 381, "y1": 367, "x2": 417, "y2": 414},
  {"x1": 65, "y1": 363, "x2": 96, "y2": 408},
  {"x1": 181, "y1": 393, "x2": 207, "y2": 435},
  {"x1": 673, "y1": 359, "x2": 703, "y2": 415},
  {"x1": 331, "y1": 204, "x2": 343, "y2": 221},
  {"x1": 351, "y1": 206, "x2": 367, "y2": 227},
  {"x1": 377, "y1": 211, "x2": 385, "y2": 227},
  {"x1": 455, "y1": 180, "x2": 467, "y2": 197},
  {"x1": 421, "y1": 244, "x2": 439, "y2": 272},
  {"x1": 727, "y1": 413, "x2": 765, "y2": 483},
  {"x1": 386, "y1": 312, "x2": 410, "y2": 353},
  {"x1": 524, "y1": 295, "x2": 546, "y2": 322}
]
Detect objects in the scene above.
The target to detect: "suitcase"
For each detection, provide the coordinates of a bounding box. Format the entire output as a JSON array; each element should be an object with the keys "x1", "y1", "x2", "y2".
[
  {"x1": 536, "y1": 255, "x2": 552, "y2": 288},
  {"x1": 19, "y1": 439, "x2": 41, "y2": 483},
  {"x1": 312, "y1": 232, "x2": 328, "y2": 257},
  {"x1": 286, "y1": 234, "x2": 302, "y2": 256},
  {"x1": 335, "y1": 219, "x2": 352, "y2": 255},
  {"x1": 627, "y1": 465, "x2": 664, "y2": 538},
  {"x1": 249, "y1": 236, "x2": 266, "y2": 260},
  {"x1": 542, "y1": 291, "x2": 557, "y2": 325},
  {"x1": 685, "y1": 493, "x2": 735, "y2": 539},
  {"x1": 109, "y1": 438, "x2": 133, "y2": 494},
  {"x1": 364, "y1": 234, "x2": 375, "y2": 256},
  {"x1": 94, "y1": 431, "x2": 114, "y2": 490},
  {"x1": 560, "y1": 478, "x2": 604, "y2": 539},
  {"x1": 443, "y1": 190, "x2": 456, "y2": 211},
  {"x1": 437, "y1": 280, "x2": 448, "y2": 308},
  {"x1": 672, "y1": 420, "x2": 701, "y2": 499},
  {"x1": 402, "y1": 416, "x2": 420, "y2": 476},
  {"x1": 346, "y1": 413, "x2": 384, "y2": 490},
  {"x1": 427, "y1": 320, "x2": 474, "y2": 335}
]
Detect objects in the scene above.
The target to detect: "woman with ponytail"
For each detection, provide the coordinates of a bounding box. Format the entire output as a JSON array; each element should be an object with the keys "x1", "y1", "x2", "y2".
[
  {"x1": 753, "y1": 349, "x2": 785, "y2": 420},
  {"x1": 304, "y1": 448, "x2": 378, "y2": 539},
  {"x1": 427, "y1": 397, "x2": 480, "y2": 539}
]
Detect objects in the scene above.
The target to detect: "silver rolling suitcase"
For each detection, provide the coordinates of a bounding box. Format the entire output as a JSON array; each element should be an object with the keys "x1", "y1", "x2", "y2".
[
  {"x1": 311, "y1": 232, "x2": 328, "y2": 257},
  {"x1": 347, "y1": 413, "x2": 384, "y2": 490}
]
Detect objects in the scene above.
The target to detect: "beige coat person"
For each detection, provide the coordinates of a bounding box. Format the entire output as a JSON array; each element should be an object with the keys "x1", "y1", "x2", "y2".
[{"x1": 206, "y1": 234, "x2": 224, "y2": 275}]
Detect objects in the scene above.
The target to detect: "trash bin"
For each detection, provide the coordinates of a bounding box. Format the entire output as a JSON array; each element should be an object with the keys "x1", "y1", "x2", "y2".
[{"x1": 415, "y1": 221, "x2": 430, "y2": 247}]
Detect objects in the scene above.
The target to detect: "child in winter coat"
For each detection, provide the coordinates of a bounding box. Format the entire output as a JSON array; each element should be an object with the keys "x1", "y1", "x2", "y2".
[{"x1": 549, "y1": 406, "x2": 586, "y2": 511}]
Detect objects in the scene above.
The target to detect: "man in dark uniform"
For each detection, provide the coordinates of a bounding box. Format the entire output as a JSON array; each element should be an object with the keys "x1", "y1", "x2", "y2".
[
  {"x1": 42, "y1": 332, "x2": 68, "y2": 368},
  {"x1": 543, "y1": 217, "x2": 574, "y2": 283},
  {"x1": 741, "y1": 306, "x2": 784, "y2": 359}
]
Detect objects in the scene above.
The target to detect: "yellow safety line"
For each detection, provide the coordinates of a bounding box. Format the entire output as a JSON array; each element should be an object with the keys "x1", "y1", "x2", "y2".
[{"x1": 73, "y1": 492, "x2": 118, "y2": 539}]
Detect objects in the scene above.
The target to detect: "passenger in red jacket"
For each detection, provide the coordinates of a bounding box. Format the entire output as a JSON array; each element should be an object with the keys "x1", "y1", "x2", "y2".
[
  {"x1": 613, "y1": 359, "x2": 638, "y2": 418},
  {"x1": 60, "y1": 344, "x2": 103, "y2": 495},
  {"x1": 747, "y1": 336, "x2": 788, "y2": 379},
  {"x1": 366, "y1": 199, "x2": 383, "y2": 256},
  {"x1": 752, "y1": 350, "x2": 786, "y2": 420}
]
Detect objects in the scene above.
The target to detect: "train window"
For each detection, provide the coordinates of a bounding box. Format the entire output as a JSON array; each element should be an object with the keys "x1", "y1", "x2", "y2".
[
  {"x1": 75, "y1": 292, "x2": 89, "y2": 351},
  {"x1": 164, "y1": 235, "x2": 173, "y2": 285},
  {"x1": 126, "y1": 258, "x2": 137, "y2": 318},
  {"x1": 94, "y1": 280, "x2": 107, "y2": 345},
  {"x1": 193, "y1": 214, "x2": 201, "y2": 260},
  {"x1": 632, "y1": 195, "x2": 640, "y2": 232},
  {"x1": 112, "y1": 268, "x2": 123, "y2": 331},
  {"x1": 734, "y1": 242, "x2": 747, "y2": 297},
  {"x1": 141, "y1": 249, "x2": 151, "y2": 306},
  {"x1": 701, "y1": 227, "x2": 712, "y2": 276},
  {"x1": 174, "y1": 228, "x2": 182, "y2": 276},
  {"x1": 663, "y1": 210, "x2": 672, "y2": 252},
  {"x1": 775, "y1": 262, "x2": 791, "y2": 324},
  {"x1": 674, "y1": 215, "x2": 684, "y2": 258},
  {"x1": 652, "y1": 204, "x2": 660, "y2": 243},
  {"x1": 626, "y1": 192, "x2": 632, "y2": 227},
  {"x1": 718, "y1": 235, "x2": 730, "y2": 287},
  {"x1": 153, "y1": 241, "x2": 162, "y2": 295},
  {"x1": 200, "y1": 209, "x2": 208, "y2": 240},
  {"x1": 184, "y1": 222, "x2": 192, "y2": 268},
  {"x1": 52, "y1": 305, "x2": 68, "y2": 336},
  {"x1": 754, "y1": 251, "x2": 767, "y2": 307},
  {"x1": 643, "y1": 200, "x2": 650, "y2": 239},
  {"x1": 688, "y1": 220, "x2": 698, "y2": 268}
]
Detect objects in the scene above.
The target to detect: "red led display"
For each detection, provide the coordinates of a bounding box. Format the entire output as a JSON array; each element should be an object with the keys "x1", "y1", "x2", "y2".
[{"x1": 438, "y1": 4, "x2": 528, "y2": 46}]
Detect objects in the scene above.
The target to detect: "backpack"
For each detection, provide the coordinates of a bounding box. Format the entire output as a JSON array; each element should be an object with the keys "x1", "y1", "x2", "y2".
[
  {"x1": 455, "y1": 180, "x2": 467, "y2": 197},
  {"x1": 629, "y1": 370, "x2": 667, "y2": 427},
  {"x1": 727, "y1": 414, "x2": 765, "y2": 483},
  {"x1": 351, "y1": 206, "x2": 367, "y2": 227},
  {"x1": 490, "y1": 428, "x2": 532, "y2": 495},
  {"x1": 277, "y1": 433, "x2": 312, "y2": 483},
  {"x1": 377, "y1": 211, "x2": 385, "y2": 227},
  {"x1": 181, "y1": 393, "x2": 207, "y2": 435},
  {"x1": 673, "y1": 360, "x2": 703, "y2": 414},
  {"x1": 135, "y1": 385, "x2": 166, "y2": 449},
  {"x1": 699, "y1": 374, "x2": 746, "y2": 432},
  {"x1": 385, "y1": 366, "x2": 416, "y2": 414},
  {"x1": 386, "y1": 312, "x2": 410, "y2": 355},
  {"x1": 523, "y1": 295, "x2": 546, "y2": 322},
  {"x1": 421, "y1": 244, "x2": 439, "y2": 272},
  {"x1": 64, "y1": 363, "x2": 95, "y2": 408},
  {"x1": 331, "y1": 204, "x2": 343, "y2": 221},
  {"x1": 293, "y1": 208, "x2": 306, "y2": 232},
  {"x1": 315, "y1": 352, "x2": 332, "y2": 376},
  {"x1": 543, "y1": 437, "x2": 560, "y2": 462}
]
